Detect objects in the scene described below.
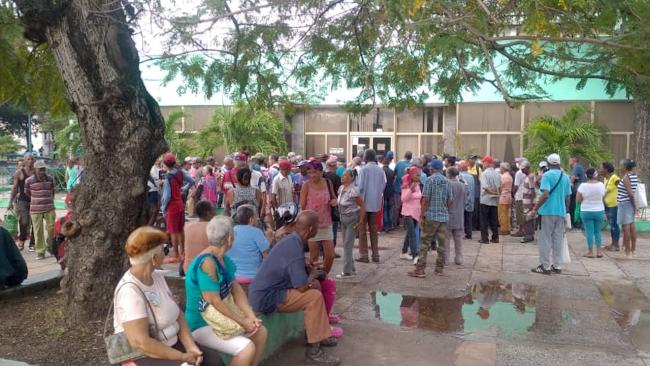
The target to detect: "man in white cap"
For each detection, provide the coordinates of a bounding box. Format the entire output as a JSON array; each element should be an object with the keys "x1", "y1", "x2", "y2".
[
  {"x1": 24, "y1": 160, "x2": 56, "y2": 260},
  {"x1": 531, "y1": 153, "x2": 571, "y2": 275}
]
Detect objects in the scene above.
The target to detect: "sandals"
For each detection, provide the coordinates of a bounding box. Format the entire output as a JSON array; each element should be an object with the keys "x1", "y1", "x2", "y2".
[{"x1": 583, "y1": 253, "x2": 595, "y2": 258}]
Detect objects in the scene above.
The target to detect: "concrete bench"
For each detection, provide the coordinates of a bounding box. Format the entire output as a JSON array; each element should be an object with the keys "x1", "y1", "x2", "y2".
[{"x1": 165, "y1": 274, "x2": 305, "y2": 364}]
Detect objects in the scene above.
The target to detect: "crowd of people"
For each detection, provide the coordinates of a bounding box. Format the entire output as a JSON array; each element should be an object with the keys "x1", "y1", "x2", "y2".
[{"x1": 2, "y1": 146, "x2": 643, "y2": 364}]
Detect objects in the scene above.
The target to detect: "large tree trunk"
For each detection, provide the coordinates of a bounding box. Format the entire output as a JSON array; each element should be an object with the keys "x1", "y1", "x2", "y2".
[
  {"x1": 634, "y1": 99, "x2": 649, "y2": 199},
  {"x1": 14, "y1": 0, "x2": 167, "y2": 323}
]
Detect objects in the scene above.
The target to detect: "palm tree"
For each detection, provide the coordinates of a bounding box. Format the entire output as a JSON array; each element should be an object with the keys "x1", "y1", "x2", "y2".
[
  {"x1": 164, "y1": 110, "x2": 193, "y2": 160},
  {"x1": 195, "y1": 104, "x2": 289, "y2": 156},
  {"x1": 523, "y1": 105, "x2": 613, "y2": 168}
]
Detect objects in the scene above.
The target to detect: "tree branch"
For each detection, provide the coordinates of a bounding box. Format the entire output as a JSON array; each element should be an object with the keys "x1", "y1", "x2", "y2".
[
  {"x1": 479, "y1": 39, "x2": 513, "y2": 107},
  {"x1": 487, "y1": 35, "x2": 645, "y2": 51}
]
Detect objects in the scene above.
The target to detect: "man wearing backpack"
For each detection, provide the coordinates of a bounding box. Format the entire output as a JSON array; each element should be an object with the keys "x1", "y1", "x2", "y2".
[
  {"x1": 161, "y1": 153, "x2": 195, "y2": 263},
  {"x1": 531, "y1": 153, "x2": 571, "y2": 275}
]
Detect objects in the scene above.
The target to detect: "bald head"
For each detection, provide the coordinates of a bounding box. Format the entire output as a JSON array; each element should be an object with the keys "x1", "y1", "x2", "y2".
[{"x1": 295, "y1": 210, "x2": 319, "y2": 242}]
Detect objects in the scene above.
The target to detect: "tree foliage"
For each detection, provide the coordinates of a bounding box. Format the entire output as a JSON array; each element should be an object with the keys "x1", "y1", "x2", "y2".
[
  {"x1": 54, "y1": 120, "x2": 81, "y2": 159},
  {"x1": 0, "y1": 134, "x2": 20, "y2": 157},
  {"x1": 196, "y1": 104, "x2": 289, "y2": 156},
  {"x1": 523, "y1": 105, "x2": 612, "y2": 169},
  {"x1": 152, "y1": 0, "x2": 650, "y2": 109},
  {"x1": 0, "y1": 1, "x2": 68, "y2": 115}
]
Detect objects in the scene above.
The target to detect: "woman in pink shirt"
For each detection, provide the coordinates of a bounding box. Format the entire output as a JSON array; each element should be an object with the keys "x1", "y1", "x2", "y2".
[
  {"x1": 498, "y1": 162, "x2": 514, "y2": 235},
  {"x1": 400, "y1": 166, "x2": 422, "y2": 262}
]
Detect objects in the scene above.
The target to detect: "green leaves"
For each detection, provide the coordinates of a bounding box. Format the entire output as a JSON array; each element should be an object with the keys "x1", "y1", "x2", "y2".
[
  {"x1": 0, "y1": 134, "x2": 20, "y2": 158},
  {"x1": 523, "y1": 105, "x2": 613, "y2": 168},
  {"x1": 196, "y1": 104, "x2": 289, "y2": 155}
]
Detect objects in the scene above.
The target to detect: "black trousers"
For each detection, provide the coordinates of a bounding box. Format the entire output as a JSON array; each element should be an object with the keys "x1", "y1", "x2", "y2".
[
  {"x1": 480, "y1": 204, "x2": 499, "y2": 241},
  {"x1": 472, "y1": 197, "x2": 481, "y2": 230},
  {"x1": 464, "y1": 210, "x2": 473, "y2": 238}
]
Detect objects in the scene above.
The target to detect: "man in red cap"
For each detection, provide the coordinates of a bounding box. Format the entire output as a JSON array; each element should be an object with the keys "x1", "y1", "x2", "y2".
[
  {"x1": 478, "y1": 155, "x2": 501, "y2": 244},
  {"x1": 272, "y1": 159, "x2": 294, "y2": 208},
  {"x1": 161, "y1": 153, "x2": 195, "y2": 263}
]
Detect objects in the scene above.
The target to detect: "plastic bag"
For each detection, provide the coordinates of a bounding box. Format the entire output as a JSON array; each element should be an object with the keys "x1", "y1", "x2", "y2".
[
  {"x1": 3, "y1": 209, "x2": 18, "y2": 237},
  {"x1": 561, "y1": 236, "x2": 571, "y2": 264},
  {"x1": 565, "y1": 213, "x2": 572, "y2": 230},
  {"x1": 636, "y1": 183, "x2": 647, "y2": 209}
]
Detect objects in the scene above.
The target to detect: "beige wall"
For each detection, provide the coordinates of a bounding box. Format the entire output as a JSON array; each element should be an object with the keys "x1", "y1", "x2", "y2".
[{"x1": 163, "y1": 100, "x2": 635, "y2": 164}]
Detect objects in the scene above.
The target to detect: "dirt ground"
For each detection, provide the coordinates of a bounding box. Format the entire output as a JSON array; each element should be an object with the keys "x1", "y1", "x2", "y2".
[
  {"x1": 0, "y1": 283, "x2": 187, "y2": 366},
  {"x1": 0, "y1": 289, "x2": 106, "y2": 365}
]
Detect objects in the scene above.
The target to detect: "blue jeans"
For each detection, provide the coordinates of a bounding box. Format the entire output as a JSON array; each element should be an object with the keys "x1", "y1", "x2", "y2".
[
  {"x1": 605, "y1": 207, "x2": 620, "y2": 244},
  {"x1": 383, "y1": 195, "x2": 394, "y2": 231},
  {"x1": 581, "y1": 210, "x2": 604, "y2": 250},
  {"x1": 402, "y1": 216, "x2": 419, "y2": 256}
]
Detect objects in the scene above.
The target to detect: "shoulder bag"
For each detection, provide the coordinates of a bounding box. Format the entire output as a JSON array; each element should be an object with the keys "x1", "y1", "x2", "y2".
[
  {"x1": 192, "y1": 254, "x2": 245, "y2": 339},
  {"x1": 325, "y1": 178, "x2": 340, "y2": 222},
  {"x1": 104, "y1": 282, "x2": 163, "y2": 365}
]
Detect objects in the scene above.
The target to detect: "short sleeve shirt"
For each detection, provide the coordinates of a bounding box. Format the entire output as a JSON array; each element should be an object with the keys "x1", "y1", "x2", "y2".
[
  {"x1": 338, "y1": 185, "x2": 361, "y2": 216},
  {"x1": 184, "y1": 255, "x2": 237, "y2": 331},
  {"x1": 227, "y1": 225, "x2": 270, "y2": 279},
  {"x1": 422, "y1": 173, "x2": 452, "y2": 222},
  {"x1": 248, "y1": 233, "x2": 309, "y2": 314},
  {"x1": 538, "y1": 169, "x2": 571, "y2": 217},
  {"x1": 114, "y1": 270, "x2": 180, "y2": 346}
]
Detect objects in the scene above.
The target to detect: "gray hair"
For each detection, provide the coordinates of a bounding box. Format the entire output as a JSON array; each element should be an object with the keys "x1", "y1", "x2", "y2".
[
  {"x1": 235, "y1": 204, "x2": 257, "y2": 225},
  {"x1": 206, "y1": 216, "x2": 234, "y2": 247},
  {"x1": 500, "y1": 162, "x2": 510, "y2": 170}
]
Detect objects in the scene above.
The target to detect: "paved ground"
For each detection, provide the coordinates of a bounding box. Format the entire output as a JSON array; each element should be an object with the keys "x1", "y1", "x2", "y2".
[
  {"x1": 264, "y1": 228, "x2": 650, "y2": 366},
  {"x1": 5, "y1": 212, "x2": 650, "y2": 366}
]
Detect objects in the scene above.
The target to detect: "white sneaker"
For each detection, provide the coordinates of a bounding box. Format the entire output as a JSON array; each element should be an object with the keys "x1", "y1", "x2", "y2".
[
  {"x1": 400, "y1": 253, "x2": 413, "y2": 261},
  {"x1": 413, "y1": 256, "x2": 419, "y2": 265}
]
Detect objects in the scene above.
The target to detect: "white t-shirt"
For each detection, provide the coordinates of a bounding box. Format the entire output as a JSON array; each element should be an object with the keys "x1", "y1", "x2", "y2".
[
  {"x1": 149, "y1": 166, "x2": 161, "y2": 193},
  {"x1": 250, "y1": 170, "x2": 267, "y2": 193},
  {"x1": 514, "y1": 170, "x2": 526, "y2": 201},
  {"x1": 113, "y1": 270, "x2": 180, "y2": 346},
  {"x1": 577, "y1": 181, "x2": 606, "y2": 212}
]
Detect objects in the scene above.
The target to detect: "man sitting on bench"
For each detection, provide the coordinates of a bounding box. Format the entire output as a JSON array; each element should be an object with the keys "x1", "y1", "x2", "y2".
[{"x1": 248, "y1": 210, "x2": 340, "y2": 366}]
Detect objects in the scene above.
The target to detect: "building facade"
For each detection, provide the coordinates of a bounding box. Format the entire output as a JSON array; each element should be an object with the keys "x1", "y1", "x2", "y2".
[{"x1": 161, "y1": 99, "x2": 634, "y2": 163}]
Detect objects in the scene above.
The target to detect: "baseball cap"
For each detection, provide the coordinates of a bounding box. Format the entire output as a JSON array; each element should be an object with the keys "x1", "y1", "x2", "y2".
[
  {"x1": 482, "y1": 155, "x2": 494, "y2": 166},
  {"x1": 519, "y1": 160, "x2": 530, "y2": 169},
  {"x1": 326, "y1": 158, "x2": 338, "y2": 166},
  {"x1": 539, "y1": 161, "x2": 548, "y2": 168},
  {"x1": 386, "y1": 150, "x2": 394, "y2": 159},
  {"x1": 279, "y1": 160, "x2": 293, "y2": 170},
  {"x1": 547, "y1": 153, "x2": 561, "y2": 165},
  {"x1": 429, "y1": 159, "x2": 444, "y2": 171},
  {"x1": 297, "y1": 160, "x2": 310, "y2": 167},
  {"x1": 34, "y1": 160, "x2": 47, "y2": 169},
  {"x1": 163, "y1": 153, "x2": 177, "y2": 165}
]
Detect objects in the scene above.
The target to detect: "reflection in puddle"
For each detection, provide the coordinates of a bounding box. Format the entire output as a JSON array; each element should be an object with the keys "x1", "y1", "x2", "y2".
[
  {"x1": 372, "y1": 281, "x2": 537, "y2": 337},
  {"x1": 597, "y1": 282, "x2": 650, "y2": 353}
]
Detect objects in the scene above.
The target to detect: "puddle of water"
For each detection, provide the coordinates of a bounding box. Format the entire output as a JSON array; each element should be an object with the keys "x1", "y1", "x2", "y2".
[
  {"x1": 371, "y1": 281, "x2": 537, "y2": 337},
  {"x1": 597, "y1": 282, "x2": 650, "y2": 352}
]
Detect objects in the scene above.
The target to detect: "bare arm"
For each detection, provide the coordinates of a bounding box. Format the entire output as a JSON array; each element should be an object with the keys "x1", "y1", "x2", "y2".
[
  {"x1": 122, "y1": 318, "x2": 190, "y2": 362},
  {"x1": 623, "y1": 175, "x2": 636, "y2": 210},
  {"x1": 420, "y1": 197, "x2": 430, "y2": 223},
  {"x1": 7, "y1": 170, "x2": 22, "y2": 209},
  {"x1": 299, "y1": 182, "x2": 308, "y2": 210},
  {"x1": 200, "y1": 260, "x2": 248, "y2": 327},
  {"x1": 231, "y1": 282, "x2": 256, "y2": 319}
]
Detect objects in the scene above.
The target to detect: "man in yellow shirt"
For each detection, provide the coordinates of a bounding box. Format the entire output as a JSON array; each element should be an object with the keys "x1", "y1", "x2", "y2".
[{"x1": 600, "y1": 162, "x2": 620, "y2": 251}]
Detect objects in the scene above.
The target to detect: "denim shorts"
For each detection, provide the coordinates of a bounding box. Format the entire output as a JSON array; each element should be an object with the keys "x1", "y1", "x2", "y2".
[{"x1": 617, "y1": 200, "x2": 635, "y2": 225}]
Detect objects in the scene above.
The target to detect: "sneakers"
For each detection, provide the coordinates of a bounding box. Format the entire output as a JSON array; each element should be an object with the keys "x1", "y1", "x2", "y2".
[
  {"x1": 407, "y1": 267, "x2": 426, "y2": 278},
  {"x1": 400, "y1": 253, "x2": 413, "y2": 261},
  {"x1": 305, "y1": 346, "x2": 341, "y2": 366},
  {"x1": 551, "y1": 265, "x2": 562, "y2": 274},
  {"x1": 28, "y1": 246, "x2": 35, "y2": 252},
  {"x1": 412, "y1": 256, "x2": 419, "y2": 265},
  {"x1": 36, "y1": 253, "x2": 46, "y2": 260},
  {"x1": 531, "y1": 265, "x2": 551, "y2": 275},
  {"x1": 335, "y1": 272, "x2": 356, "y2": 279},
  {"x1": 320, "y1": 337, "x2": 338, "y2": 347},
  {"x1": 355, "y1": 257, "x2": 369, "y2": 263}
]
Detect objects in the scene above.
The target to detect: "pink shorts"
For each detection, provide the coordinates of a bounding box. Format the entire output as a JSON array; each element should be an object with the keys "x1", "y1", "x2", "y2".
[{"x1": 166, "y1": 210, "x2": 185, "y2": 234}]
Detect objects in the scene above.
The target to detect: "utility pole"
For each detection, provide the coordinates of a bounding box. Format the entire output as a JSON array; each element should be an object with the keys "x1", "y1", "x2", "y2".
[{"x1": 27, "y1": 112, "x2": 32, "y2": 153}]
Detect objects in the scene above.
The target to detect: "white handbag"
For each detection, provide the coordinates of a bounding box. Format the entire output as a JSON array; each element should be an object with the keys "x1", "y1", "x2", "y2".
[
  {"x1": 564, "y1": 213, "x2": 572, "y2": 230},
  {"x1": 636, "y1": 183, "x2": 647, "y2": 209},
  {"x1": 561, "y1": 236, "x2": 571, "y2": 264}
]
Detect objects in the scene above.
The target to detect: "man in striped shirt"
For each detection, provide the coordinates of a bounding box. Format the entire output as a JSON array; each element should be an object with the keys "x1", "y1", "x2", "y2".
[{"x1": 25, "y1": 160, "x2": 56, "y2": 259}]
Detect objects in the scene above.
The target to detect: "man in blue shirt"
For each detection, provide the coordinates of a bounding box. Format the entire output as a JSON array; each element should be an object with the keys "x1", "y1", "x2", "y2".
[
  {"x1": 408, "y1": 159, "x2": 453, "y2": 278},
  {"x1": 532, "y1": 153, "x2": 571, "y2": 275},
  {"x1": 248, "y1": 211, "x2": 340, "y2": 365},
  {"x1": 356, "y1": 149, "x2": 386, "y2": 263},
  {"x1": 393, "y1": 151, "x2": 412, "y2": 228}
]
